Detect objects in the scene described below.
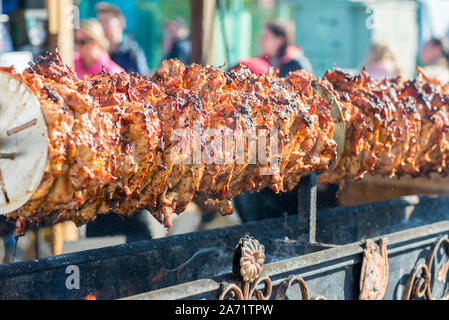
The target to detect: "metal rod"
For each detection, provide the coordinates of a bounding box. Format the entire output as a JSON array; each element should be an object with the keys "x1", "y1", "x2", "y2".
[
  {"x1": 7, "y1": 118, "x2": 37, "y2": 136},
  {"x1": 34, "y1": 230, "x2": 40, "y2": 259},
  {"x1": 0, "y1": 153, "x2": 16, "y2": 160},
  {"x1": 298, "y1": 172, "x2": 317, "y2": 243},
  {"x1": 0, "y1": 167, "x2": 9, "y2": 203}
]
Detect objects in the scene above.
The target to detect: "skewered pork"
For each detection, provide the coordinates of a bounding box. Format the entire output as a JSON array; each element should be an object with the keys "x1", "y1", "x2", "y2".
[
  {"x1": 0, "y1": 52, "x2": 336, "y2": 230},
  {"x1": 1, "y1": 51, "x2": 449, "y2": 232}
]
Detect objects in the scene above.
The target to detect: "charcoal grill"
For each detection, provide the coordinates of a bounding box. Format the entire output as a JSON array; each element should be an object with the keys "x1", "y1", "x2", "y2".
[{"x1": 0, "y1": 173, "x2": 448, "y2": 300}]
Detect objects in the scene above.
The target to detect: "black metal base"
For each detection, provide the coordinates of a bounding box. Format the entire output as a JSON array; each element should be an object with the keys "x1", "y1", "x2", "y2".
[{"x1": 0, "y1": 194, "x2": 448, "y2": 299}]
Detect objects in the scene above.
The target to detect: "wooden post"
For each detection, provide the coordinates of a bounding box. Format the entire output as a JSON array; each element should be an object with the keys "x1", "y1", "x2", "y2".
[
  {"x1": 46, "y1": 0, "x2": 75, "y2": 67},
  {"x1": 51, "y1": 223, "x2": 64, "y2": 256},
  {"x1": 190, "y1": 0, "x2": 216, "y2": 65},
  {"x1": 47, "y1": 0, "x2": 75, "y2": 255}
]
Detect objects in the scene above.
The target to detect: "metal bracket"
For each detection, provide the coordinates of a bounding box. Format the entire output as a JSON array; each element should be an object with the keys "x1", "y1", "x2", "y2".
[
  {"x1": 359, "y1": 238, "x2": 389, "y2": 300},
  {"x1": 217, "y1": 235, "x2": 271, "y2": 300},
  {"x1": 217, "y1": 235, "x2": 327, "y2": 300},
  {"x1": 298, "y1": 172, "x2": 317, "y2": 243}
]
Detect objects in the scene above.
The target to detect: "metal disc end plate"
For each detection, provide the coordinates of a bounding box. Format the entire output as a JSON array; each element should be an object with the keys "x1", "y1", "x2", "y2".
[{"x1": 0, "y1": 71, "x2": 48, "y2": 215}]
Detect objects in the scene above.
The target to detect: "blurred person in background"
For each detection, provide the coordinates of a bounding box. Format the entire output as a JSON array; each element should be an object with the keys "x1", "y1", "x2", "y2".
[
  {"x1": 233, "y1": 56, "x2": 270, "y2": 75},
  {"x1": 364, "y1": 43, "x2": 401, "y2": 80},
  {"x1": 162, "y1": 18, "x2": 191, "y2": 65},
  {"x1": 74, "y1": 18, "x2": 124, "y2": 79},
  {"x1": 259, "y1": 20, "x2": 313, "y2": 77},
  {"x1": 18, "y1": 22, "x2": 47, "y2": 62},
  {"x1": 420, "y1": 37, "x2": 449, "y2": 84},
  {"x1": 96, "y1": 2, "x2": 149, "y2": 75},
  {"x1": 235, "y1": 20, "x2": 312, "y2": 77},
  {"x1": 0, "y1": 23, "x2": 12, "y2": 54}
]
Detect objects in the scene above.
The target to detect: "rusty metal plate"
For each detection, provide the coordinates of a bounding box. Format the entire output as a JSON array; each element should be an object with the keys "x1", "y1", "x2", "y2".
[
  {"x1": 359, "y1": 238, "x2": 389, "y2": 300},
  {"x1": 311, "y1": 80, "x2": 345, "y2": 172}
]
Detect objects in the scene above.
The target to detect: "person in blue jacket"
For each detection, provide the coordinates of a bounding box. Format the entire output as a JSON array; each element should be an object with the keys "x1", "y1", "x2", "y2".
[
  {"x1": 96, "y1": 2, "x2": 149, "y2": 76},
  {"x1": 162, "y1": 18, "x2": 191, "y2": 66}
]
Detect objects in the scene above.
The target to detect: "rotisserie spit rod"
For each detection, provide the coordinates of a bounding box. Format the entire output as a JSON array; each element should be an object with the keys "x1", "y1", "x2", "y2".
[{"x1": 0, "y1": 52, "x2": 448, "y2": 232}]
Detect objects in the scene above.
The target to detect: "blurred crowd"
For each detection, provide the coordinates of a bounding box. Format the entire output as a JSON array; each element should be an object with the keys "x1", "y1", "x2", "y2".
[
  {"x1": 73, "y1": 2, "x2": 186, "y2": 78},
  {"x1": 2, "y1": 2, "x2": 449, "y2": 84}
]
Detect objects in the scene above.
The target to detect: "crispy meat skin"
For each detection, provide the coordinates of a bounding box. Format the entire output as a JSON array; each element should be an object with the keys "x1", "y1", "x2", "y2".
[
  {"x1": 3, "y1": 52, "x2": 336, "y2": 228},
  {"x1": 317, "y1": 67, "x2": 449, "y2": 184},
  {"x1": 3, "y1": 52, "x2": 449, "y2": 230}
]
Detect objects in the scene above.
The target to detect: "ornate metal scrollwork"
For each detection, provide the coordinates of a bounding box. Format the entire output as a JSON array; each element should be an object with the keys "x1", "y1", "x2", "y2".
[
  {"x1": 217, "y1": 235, "x2": 326, "y2": 300},
  {"x1": 217, "y1": 235, "x2": 272, "y2": 300},
  {"x1": 216, "y1": 234, "x2": 449, "y2": 300},
  {"x1": 275, "y1": 275, "x2": 326, "y2": 300},
  {"x1": 402, "y1": 236, "x2": 449, "y2": 300}
]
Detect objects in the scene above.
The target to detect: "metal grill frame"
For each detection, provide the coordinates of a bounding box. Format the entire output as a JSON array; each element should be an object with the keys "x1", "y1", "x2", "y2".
[{"x1": 0, "y1": 173, "x2": 448, "y2": 300}]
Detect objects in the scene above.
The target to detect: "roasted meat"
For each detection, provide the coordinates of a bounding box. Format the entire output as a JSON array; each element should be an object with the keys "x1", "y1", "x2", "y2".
[
  {"x1": 316, "y1": 67, "x2": 449, "y2": 184},
  {"x1": 1, "y1": 51, "x2": 449, "y2": 231},
  {"x1": 1, "y1": 52, "x2": 336, "y2": 230}
]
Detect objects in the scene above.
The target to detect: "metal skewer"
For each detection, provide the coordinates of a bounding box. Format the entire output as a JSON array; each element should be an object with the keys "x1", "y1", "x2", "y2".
[
  {"x1": 0, "y1": 167, "x2": 10, "y2": 203},
  {"x1": 7, "y1": 118, "x2": 38, "y2": 136},
  {"x1": 0, "y1": 153, "x2": 16, "y2": 160}
]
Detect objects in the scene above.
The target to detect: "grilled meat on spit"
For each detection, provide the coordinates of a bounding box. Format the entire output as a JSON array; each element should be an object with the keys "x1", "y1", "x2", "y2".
[
  {"x1": 1, "y1": 51, "x2": 448, "y2": 232},
  {"x1": 316, "y1": 67, "x2": 449, "y2": 183},
  {"x1": 2, "y1": 52, "x2": 336, "y2": 230}
]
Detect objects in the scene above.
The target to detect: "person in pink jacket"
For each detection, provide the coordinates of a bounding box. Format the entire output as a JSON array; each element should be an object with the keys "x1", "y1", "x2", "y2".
[{"x1": 74, "y1": 18, "x2": 124, "y2": 79}]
